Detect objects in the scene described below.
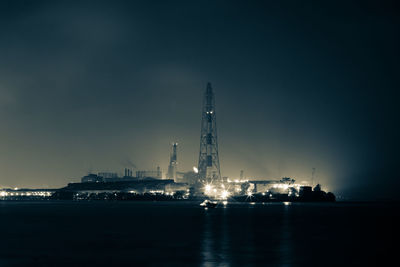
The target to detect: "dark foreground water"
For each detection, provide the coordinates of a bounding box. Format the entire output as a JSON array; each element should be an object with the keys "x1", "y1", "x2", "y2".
[{"x1": 0, "y1": 201, "x2": 398, "y2": 266}]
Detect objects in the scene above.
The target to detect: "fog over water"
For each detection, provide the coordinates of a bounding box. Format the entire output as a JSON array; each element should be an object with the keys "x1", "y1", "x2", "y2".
[{"x1": 0, "y1": 0, "x2": 399, "y2": 199}]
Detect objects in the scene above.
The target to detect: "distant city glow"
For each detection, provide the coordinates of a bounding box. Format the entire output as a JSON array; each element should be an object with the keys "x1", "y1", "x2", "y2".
[
  {"x1": 149, "y1": 190, "x2": 164, "y2": 194},
  {"x1": 0, "y1": 191, "x2": 52, "y2": 197}
]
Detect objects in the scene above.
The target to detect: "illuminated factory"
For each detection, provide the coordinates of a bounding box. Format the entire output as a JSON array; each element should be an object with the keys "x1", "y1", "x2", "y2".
[
  {"x1": 0, "y1": 83, "x2": 334, "y2": 202},
  {"x1": 191, "y1": 82, "x2": 334, "y2": 202}
]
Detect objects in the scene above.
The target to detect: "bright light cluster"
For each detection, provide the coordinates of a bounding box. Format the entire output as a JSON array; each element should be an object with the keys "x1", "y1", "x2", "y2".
[
  {"x1": 0, "y1": 191, "x2": 52, "y2": 197},
  {"x1": 203, "y1": 183, "x2": 231, "y2": 200},
  {"x1": 231, "y1": 179, "x2": 248, "y2": 183},
  {"x1": 205, "y1": 184, "x2": 212, "y2": 193},
  {"x1": 220, "y1": 190, "x2": 230, "y2": 199},
  {"x1": 148, "y1": 190, "x2": 164, "y2": 194},
  {"x1": 272, "y1": 184, "x2": 289, "y2": 190},
  {"x1": 272, "y1": 183, "x2": 303, "y2": 192}
]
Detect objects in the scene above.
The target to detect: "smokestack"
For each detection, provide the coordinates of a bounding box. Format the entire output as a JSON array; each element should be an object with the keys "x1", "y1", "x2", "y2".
[
  {"x1": 157, "y1": 166, "x2": 161, "y2": 178},
  {"x1": 167, "y1": 142, "x2": 178, "y2": 180}
]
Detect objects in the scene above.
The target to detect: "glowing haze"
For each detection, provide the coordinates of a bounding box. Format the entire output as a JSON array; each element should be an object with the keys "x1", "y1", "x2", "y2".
[{"x1": 0, "y1": 0, "x2": 399, "y2": 200}]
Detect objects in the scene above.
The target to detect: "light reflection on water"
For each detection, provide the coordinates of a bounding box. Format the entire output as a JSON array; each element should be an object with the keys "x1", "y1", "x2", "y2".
[
  {"x1": 0, "y1": 201, "x2": 394, "y2": 266},
  {"x1": 202, "y1": 206, "x2": 231, "y2": 266},
  {"x1": 198, "y1": 201, "x2": 394, "y2": 266},
  {"x1": 201, "y1": 203, "x2": 267, "y2": 267},
  {"x1": 200, "y1": 202, "x2": 296, "y2": 267},
  {"x1": 201, "y1": 208, "x2": 214, "y2": 266},
  {"x1": 280, "y1": 202, "x2": 293, "y2": 267}
]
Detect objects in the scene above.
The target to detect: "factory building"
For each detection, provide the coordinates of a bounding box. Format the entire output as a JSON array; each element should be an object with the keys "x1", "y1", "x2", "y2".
[
  {"x1": 175, "y1": 171, "x2": 198, "y2": 185},
  {"x1": 246, "y1": 177, "x2": 298, "y2": 194},
  {"x1": 63, "y1": 179, "x2": 189, "y2": 195},
  {"x1": 123, "y1": 169, "x2": 134, "y2": 177},
  {"x1": 165, "y1": 183, "x2": 189, "y2": 194},
  {"x1": 81, "y1": 166, "x2": 163, "y2": 183},
  {"x1": 81, "y1": 174, "x2": 104, "y2": 183},
  {"x1": 98, "y1": 172, "x2": 118, "y2": 179},
  {"x1": 136, "y1": 166, "x2": 162, "y2": 179}
]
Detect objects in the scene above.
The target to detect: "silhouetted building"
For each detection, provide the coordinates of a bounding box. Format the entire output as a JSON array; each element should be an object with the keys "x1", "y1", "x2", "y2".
[
  {"x1": 251, "y1": 180, "x2": 279, "y2": 193},
  {"x1": 136, "y1": 168, "x2": 162, "y2": 179},
  {"x1": 299, "y1": 186, "x2": 312, "y2": 198},
  {"x1": 63, "y1": 179, "x2": 188, "y2": 195},
  {"x1": 123, "y1": 169, "x2": 133, "y2": 177},
  {"x1": 81, "y1": 174, "x2": 104, "y2": 183},
  {"x1": 98, "y1": 172, "x2": 118, "y2": 179},
  {"x1": 176, "y1": 171, "x2": 198, "y2": 185},
  {"x1": 280, "y1": 177, "x2": 295, "y2": 184}
]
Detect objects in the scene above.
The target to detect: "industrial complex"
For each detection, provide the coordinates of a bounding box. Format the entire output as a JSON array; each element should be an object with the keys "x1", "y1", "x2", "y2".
[{"x1": 0, "y1": 83, "x2": 335, "y2": 202}]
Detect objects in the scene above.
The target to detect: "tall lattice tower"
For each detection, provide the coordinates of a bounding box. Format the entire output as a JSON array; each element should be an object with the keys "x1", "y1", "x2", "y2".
[
  {"x1": 167, "y1": 143, "x2": 178, "y2": 180},
  {"x1": 198, "y1": 82, "x2": 221, "y2": 183}
]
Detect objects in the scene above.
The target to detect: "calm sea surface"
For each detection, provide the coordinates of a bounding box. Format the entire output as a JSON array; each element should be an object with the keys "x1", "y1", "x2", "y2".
[{"x1": 0, "y1": 201, "x2": 398, "y2": 266}]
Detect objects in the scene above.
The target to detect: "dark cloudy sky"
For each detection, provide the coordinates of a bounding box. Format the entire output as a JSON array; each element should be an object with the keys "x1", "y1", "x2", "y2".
[{"x1": 0, "y1": 0, "x2": 399, "y2": 199}]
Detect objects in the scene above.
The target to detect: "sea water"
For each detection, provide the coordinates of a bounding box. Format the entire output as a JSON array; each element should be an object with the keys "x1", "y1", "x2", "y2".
[{"x1": 0, "y1": 201, "x2": 397, "y2": 266}]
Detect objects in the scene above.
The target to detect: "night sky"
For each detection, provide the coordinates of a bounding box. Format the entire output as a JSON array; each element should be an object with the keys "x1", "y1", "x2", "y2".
[{"x1": 0, "y1": 0, "x2": 399, "y2": 200}]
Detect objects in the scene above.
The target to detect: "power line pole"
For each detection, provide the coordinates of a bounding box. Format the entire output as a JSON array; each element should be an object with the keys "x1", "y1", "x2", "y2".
[{"x1": 198, "y1": 82, "x2": 221, "y2": 184}]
